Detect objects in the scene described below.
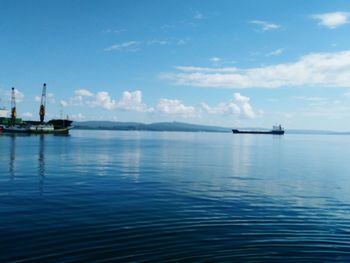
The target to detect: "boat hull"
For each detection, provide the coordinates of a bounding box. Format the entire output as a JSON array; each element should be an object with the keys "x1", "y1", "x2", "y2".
[
  {"x1": 2, "y1": 128, "x2": 71, "y2": 134},
  {"x1": 1, "y1": 119, "x2": 73, "y2": 135},
  {"x1": 28, "y1": 127, "x2": 72, "y2": 135},
  {"x1": 2, "y1": 125, "x2": 72, "y2": 135},
  {"x1": 232, "y1": 129, "x2": 285, "y2": 135}
]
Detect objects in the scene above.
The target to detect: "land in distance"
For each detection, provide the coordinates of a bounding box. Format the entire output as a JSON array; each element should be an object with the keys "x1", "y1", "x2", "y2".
[{"x1": 73, "y1": 121, "x2": 350, "y2": 135}]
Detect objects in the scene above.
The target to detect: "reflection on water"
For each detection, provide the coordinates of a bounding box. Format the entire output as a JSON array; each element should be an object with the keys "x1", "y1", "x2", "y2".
[
  {"x1": 231, "y1": 134, "x2": 253, "y2": 177},
  {"x1": 9, "y1": 135, "x2": 16, "y2": 180},
  {"x1": 38, "y1": 135, "x2": 45, "y2": 195},
  {"x1": 1, "y1": 131, "x2": 350, "y2": 261}
]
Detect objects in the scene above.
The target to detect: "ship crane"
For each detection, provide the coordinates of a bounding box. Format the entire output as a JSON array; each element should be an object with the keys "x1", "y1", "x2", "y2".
[
  {"x1": 11, "y1": 87, "x2": 16, "y2": 125},
  {"x1": 39, "y1": 83, "x2": 46, "y2": 123}
]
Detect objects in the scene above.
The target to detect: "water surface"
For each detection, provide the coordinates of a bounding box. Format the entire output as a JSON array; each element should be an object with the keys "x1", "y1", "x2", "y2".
[{"x1": 1, "y1": 130, "x2": 350, "y2": 261}]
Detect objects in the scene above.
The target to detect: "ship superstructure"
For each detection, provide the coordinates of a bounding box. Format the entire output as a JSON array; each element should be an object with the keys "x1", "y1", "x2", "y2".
[{"x1": 1, "y1": 84, "x2": 73, "y2": 134}]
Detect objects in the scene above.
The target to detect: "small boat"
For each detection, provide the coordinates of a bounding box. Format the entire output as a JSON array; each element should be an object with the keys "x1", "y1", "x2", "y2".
[
  {"x1": 2, "y1": 121, "x2": 73, "y2": 134},
  {"x1": 232, "y1": 125, "x2": 285, "y2": 135},
  {"x1": 1, "y1": 84, "x2": 73, "y2": 135}
]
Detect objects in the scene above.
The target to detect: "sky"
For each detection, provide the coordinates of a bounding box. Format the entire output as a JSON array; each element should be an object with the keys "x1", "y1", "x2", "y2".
[{"x1": 1, "y1": 0, "x2": 350, "y2": 130}]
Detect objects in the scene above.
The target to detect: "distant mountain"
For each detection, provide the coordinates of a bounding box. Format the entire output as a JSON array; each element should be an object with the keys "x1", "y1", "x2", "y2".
[
  {"x1": 74, "y1": 121, "x2": 231, "y2": 133},
  {"x1": 73, "y1": 121, "x2": 350, "y2": 135},
  {"x1": 286, "y1": 129, "x2": 350, "y2": 135}
]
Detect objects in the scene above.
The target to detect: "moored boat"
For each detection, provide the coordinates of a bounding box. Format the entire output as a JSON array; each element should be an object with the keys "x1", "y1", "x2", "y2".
[
  {"x1": 1, "y1": 84, "x2": 73, "y2": 135},
  {"x1": 2, "y1": 122, "x2": 72, "y2": 134},
  {"x1": 232, "y1": 125, "x2": 285, "y2": 135}
]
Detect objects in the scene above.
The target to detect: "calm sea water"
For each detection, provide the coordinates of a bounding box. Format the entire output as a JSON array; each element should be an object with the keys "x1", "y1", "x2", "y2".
[{"x1": 1, "y1": 130, "x2": 350, "y2": 261}]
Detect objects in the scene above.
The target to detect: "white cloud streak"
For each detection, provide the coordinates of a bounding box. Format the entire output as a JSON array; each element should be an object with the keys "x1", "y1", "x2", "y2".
[
  {"x1": 104, "y1": 41, "x2": 141, "y2": 51},
  {"x1": 249, "y1": 20, "x2": 281, "y2": 31},
  {"x1": 104, "y1": 38, "x2": 188, "y2": 52},
  {"x1": 162, "y1": 50, "x2": 350, "y2": 89},
  {"x1": 194, "y1": 11, "x2": 204, "y2": 20},
  {"x1": 266, "y1": 48, "x2": 284, "y2": 56},
  {"x1": 312, "y1": 12, "x2": 350, "y2": 29}
]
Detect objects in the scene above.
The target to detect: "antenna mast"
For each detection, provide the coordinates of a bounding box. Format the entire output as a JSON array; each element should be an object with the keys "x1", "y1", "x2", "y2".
[
  {"x1": 39, "y1": 83, "x2": 47, "y2": 123},
  {"x1": 11, "y1": 87, "x2": 16, "y2": 125}
]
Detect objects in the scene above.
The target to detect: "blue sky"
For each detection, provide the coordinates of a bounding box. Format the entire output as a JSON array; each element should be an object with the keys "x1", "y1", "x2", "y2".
[{"x1": 1, "y1": 0, "x2": 350, "y2": 130}]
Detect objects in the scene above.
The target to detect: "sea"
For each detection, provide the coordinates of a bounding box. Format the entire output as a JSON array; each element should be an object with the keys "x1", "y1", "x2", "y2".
[{"x1": 1, "y1": 130, "x2": 350, "y2": 262}]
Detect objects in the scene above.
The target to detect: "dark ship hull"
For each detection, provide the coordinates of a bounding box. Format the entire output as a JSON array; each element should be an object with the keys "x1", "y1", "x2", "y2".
[
  {"x1": 2, "y1": 119, "x2": 73, "y2": 135},
  {"x1": 1, "y1": 84, "x2": 73, "y2": 135},
  {"x1": 232, "y1": 129, "x2": 285, "y2": 135}
]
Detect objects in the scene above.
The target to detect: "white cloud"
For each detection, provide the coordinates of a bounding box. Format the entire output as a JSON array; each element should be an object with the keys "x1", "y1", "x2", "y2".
[
  {"x1": 1, "y1": 89, "x2": 25, "y2": 103},
  {"x1": 177, "y1": 39, "x2": 188, "y2": 45},
  {"x1": 147, "y1": 38, "x2": 189, "y2": 46},
  {"x1": 66, "y1": 89, "x2": 152, "y2": 112},
  {"x1": 249, "y1": 20, "x2": 281, "y2": 31},
  {"x1": 156, "y1": 98, "x2": 197, "y2": 117},
  {"x1": 91, "y1": 91, "x2": 117, "y2": 110},
  {"x1": 117, "y1": 90, "x2": 153, "y2": 112},
  {"x1": 75, "y1": 89, "x2": 94, "y2": 97},
  {"x1": 103, "y1": 28, "x2": 126, "y2": 34},
  {"x1": 34, "y1": 92, "x2": 55, "y2": 103},
  {"x1": 175, "y1": 66, "x2": 238, "y2": 73},
  {"x1": 234, "y1": 93, "x2": 256, "y2": 118},
  {"x1": 312, "y1": 12, "x2": 350, "y2": 29},
  {"x1": 210, "y1": 57, "x2": 222, "y2": 66},
  {"x1": 201, "y1": 102, "x2": 240, "y2": 115},
  {"x1": 194, "y1": 11, "x2": 204, "y2": 20},
  {"x1": 147, "y1": 39, "x2": 170, "y2": 45},
  {"x1": 266, "y1": 48, "x2": 284, "y2": 56},
  {"x1": 21, "y1": 112, "x2": 33, "y2": 118},
  {"x1": 201, "y1": 93, "x2": 257, "y2": 119},
  {"x1": 60, "y1": 100, "x2": 68, "y2": 107},
  {"x1": 104, "y1": 38, "x2": 187, "y2": 52},
  {"x1": 14, "y1": 89, "x2": 24, "y2": 102},
  {"x1": 68, "y1": 89, "x2": 94, "y2": 105},
  {"x1": 293, "y1": 96, "x2": 326, "y2": 102},
  {"x1": 104, "y1": 41, "x2": 141, "y2": 52},
  {"x1": 162, "y1": 50, "x2": 350, "y2": 89},
  {"x1": 71, "y1": 113, "x2": 85, "y2": 121}
]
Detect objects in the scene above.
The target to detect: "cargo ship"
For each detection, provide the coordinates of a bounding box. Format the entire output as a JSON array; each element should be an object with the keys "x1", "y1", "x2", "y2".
[
  {"x1": 1, "y1": 84, "x2": 73, "y2": 135},
  {"x1": 232, "y1": 125, "x2": 285, "y2": 135}
]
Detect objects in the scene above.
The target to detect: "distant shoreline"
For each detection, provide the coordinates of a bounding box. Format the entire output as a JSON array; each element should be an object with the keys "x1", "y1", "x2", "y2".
[{"x1": 72, "y1": 121, "x2": 350, "y2": 135}]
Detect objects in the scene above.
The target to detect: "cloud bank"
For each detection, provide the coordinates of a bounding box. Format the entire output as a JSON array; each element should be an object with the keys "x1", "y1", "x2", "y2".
[
  {"x1": 161, "y1": 50, "x2": 350, "y2": 89},
  {"x1": 62, "y1": 89, "x2": 259, "y2": 120}
]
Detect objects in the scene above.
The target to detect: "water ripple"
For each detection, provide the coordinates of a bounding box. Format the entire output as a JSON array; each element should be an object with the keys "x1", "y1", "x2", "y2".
[{"x1": 1, "y1": 131, "x2": 350, "y2": 261}]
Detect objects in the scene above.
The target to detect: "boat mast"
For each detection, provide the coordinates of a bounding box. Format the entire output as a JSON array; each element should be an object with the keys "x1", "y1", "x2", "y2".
[
  {"x1": 11, "y1": 87, "x2": 16, "y2": 125},
  {"x1": 39, "y1": 83, "x2": 46, "y2": 123}
]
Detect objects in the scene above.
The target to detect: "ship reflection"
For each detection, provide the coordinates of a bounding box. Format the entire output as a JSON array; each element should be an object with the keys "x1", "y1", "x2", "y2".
[
  {"x1": 38, "y1": 135, "x2": 45, "y2": 195},
  {"x1": 9, "y1": 135, "x2": 16, "y2": 180},
  {"x1": 6, "y1": 134, "x2": 47, "y2": 194}
]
